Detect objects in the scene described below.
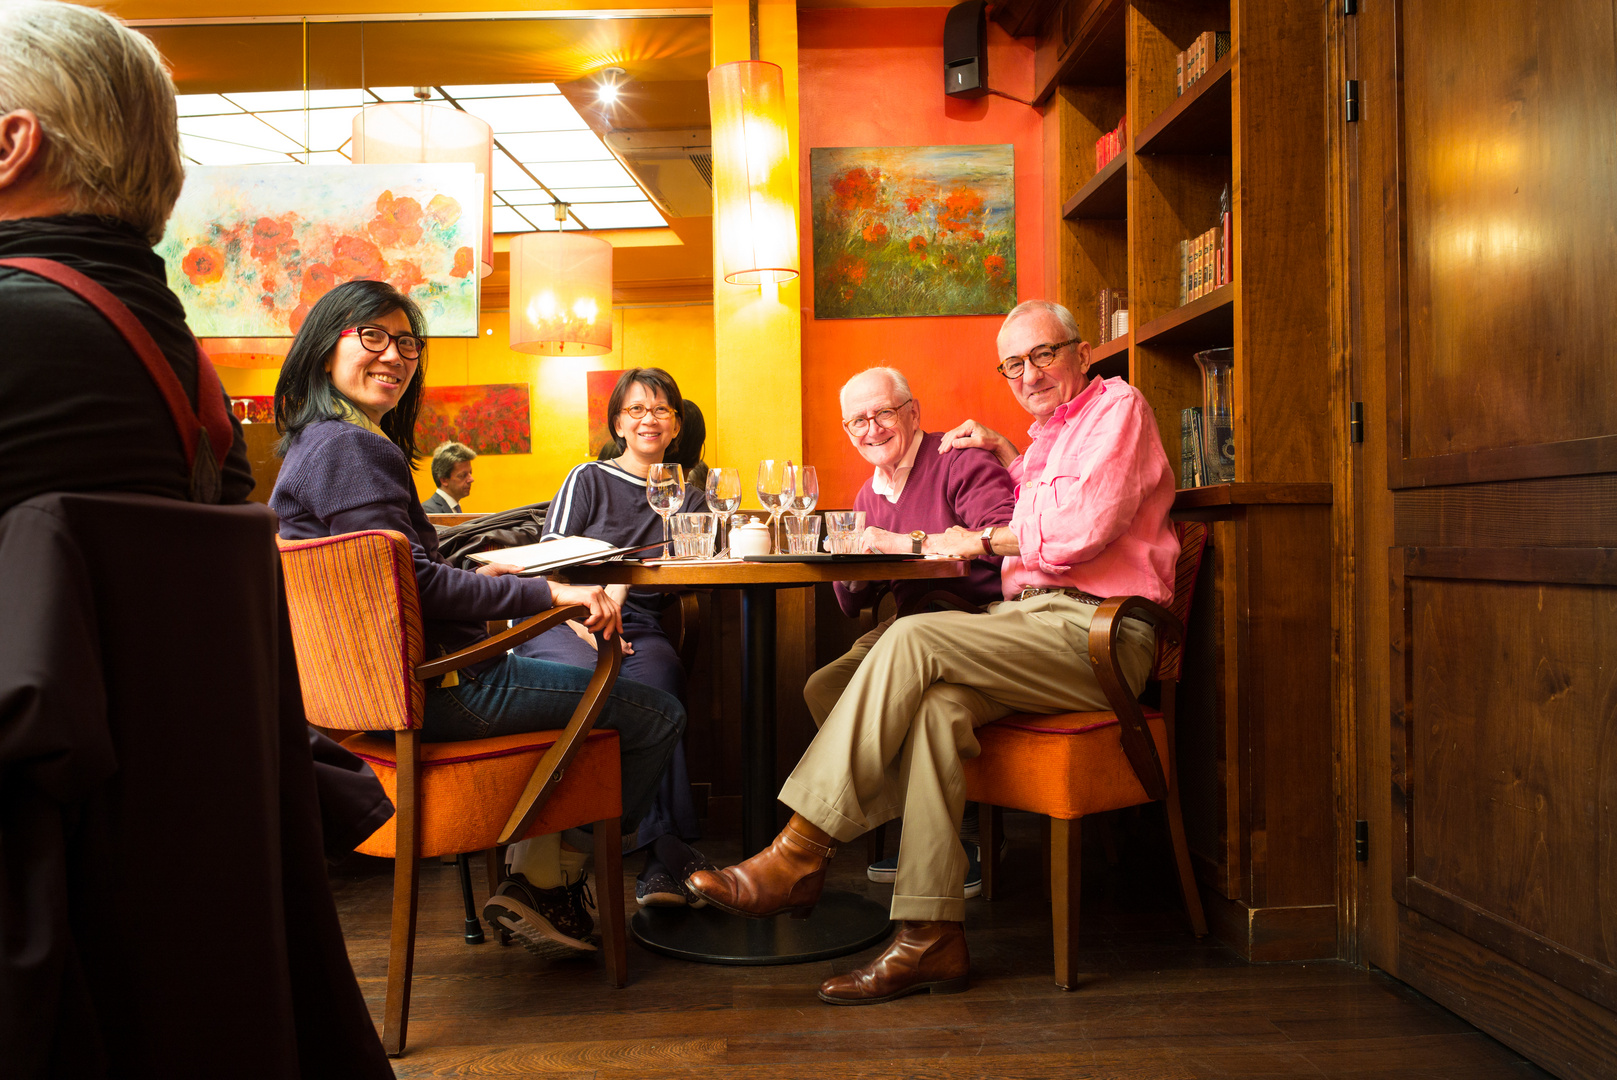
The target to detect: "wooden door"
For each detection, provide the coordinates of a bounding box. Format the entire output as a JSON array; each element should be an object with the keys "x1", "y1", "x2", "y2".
[{"x1": 1339, "y1": 2, "x2": 1617, "y2": 1076}]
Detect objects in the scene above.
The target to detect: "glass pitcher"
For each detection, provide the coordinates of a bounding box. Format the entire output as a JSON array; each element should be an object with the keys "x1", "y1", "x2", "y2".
[{"x1": 1193, "y1": 347, "x2": 1235, "y2": 483}]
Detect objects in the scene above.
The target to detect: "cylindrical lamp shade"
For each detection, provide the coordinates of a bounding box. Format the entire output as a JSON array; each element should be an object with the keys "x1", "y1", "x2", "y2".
[
  {"x1": 708, "y1": 61, "x2": 799, "y2": 286},
  {"x1": 509, "y1": 231, "x2": 613, "y2": 355},
  {"x1": 200, "y1": 337, "x2": 289, "y2": 367},
  {"x1": 352, "y1": 103, "x2": 494, "y2": 278}
]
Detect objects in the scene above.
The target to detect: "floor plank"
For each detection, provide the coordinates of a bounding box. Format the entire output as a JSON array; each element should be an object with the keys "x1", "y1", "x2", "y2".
[{"x1": 329, "y1": 813, "x2": 1557, "y2": 1079}]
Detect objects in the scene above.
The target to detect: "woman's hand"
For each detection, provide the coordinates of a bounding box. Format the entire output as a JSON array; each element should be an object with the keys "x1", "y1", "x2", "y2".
[
  {"x1": 936, "y1": 419, "x2": 1018, "y2": 466},
  {"x1": 550, "y1": 583, "x2": 623, "y2": 640},
  {"x1": 476, "y1": 561, "x2": 525, "y2": 577}
]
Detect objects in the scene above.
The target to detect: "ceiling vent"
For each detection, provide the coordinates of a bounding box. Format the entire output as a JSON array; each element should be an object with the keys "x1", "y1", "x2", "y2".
[{"x1": 604, "y1": 128, "x2": 713, "y2": 218}]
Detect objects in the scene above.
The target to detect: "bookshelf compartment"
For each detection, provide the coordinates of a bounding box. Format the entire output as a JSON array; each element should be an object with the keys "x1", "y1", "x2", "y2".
[
  {"x1": 1134, "y1": 55, "x2": 1233, "y2": 156},
  {"x1": 1135, "y1": 284, "x2": 1234, "y2": 347},
  {"x1": 1087, "y1": 334, "x2": 1130, "y2": 380},
  {"x1": 1063, "y1": 151, "x2": 1128, "y2": 220}
]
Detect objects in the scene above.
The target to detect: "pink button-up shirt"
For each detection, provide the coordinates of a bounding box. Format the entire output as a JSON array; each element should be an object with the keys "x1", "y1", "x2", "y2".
[{"x1": 1002, "y1": 376, "x2": 1180, "y2": 605}]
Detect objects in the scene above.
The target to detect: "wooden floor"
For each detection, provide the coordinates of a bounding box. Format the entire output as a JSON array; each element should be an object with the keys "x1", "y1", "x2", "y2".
[{"x1": 330, "y1": 812, "x2": 1557, "y2": 1079}]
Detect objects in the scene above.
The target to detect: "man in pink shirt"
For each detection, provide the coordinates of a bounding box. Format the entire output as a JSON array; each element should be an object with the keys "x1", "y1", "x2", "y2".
[{"x1": 688, "y1": 299, "x2": 1179, "y2": 1005}]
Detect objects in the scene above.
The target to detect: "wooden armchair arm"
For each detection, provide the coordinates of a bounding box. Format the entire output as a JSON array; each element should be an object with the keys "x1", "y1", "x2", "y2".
[
  {"x1": 414, "y1": 603, "x2": 586, "y2": 682},
  {"x1": 1087, "y1": 595, "x2": 1183, "y2": 803},
  {"x1": 497, "y1": 630, "x2": 624, "y2": 845}
]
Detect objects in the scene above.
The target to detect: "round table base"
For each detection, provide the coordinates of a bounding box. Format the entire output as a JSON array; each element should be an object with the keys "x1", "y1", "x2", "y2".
[{"x1": 629, "y1": 890, "x2": 892, "y2": 965}]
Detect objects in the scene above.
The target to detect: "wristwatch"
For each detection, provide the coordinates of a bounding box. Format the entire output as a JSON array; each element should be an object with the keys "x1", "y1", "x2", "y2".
[
  {"x1": 910, "y1": 530, "x2": 927, "y2": 554},
  {"x1": 979, "y1": 525, "x2": 997, "y2": 554}
]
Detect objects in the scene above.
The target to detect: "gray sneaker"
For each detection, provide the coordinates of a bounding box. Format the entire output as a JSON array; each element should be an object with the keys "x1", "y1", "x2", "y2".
[{"x1": 483, "y1": 872, "x2": 596, "y2": 958}]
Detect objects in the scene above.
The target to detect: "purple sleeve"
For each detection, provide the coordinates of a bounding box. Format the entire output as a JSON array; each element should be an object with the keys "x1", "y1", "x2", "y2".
[{"x1": 943, "y1": 446, "x2": 1017, "y2": 540}]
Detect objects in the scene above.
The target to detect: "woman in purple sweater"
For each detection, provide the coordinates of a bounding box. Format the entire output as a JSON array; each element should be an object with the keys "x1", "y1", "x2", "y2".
[{"x1": 271, "y1": 280, "x2": 685, "y2": 960}]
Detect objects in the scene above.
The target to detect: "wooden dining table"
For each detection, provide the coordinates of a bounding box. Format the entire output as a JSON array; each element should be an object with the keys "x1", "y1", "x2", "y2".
[{"x1": 554, "y1": 553, "x2": 969, "y2": 965}]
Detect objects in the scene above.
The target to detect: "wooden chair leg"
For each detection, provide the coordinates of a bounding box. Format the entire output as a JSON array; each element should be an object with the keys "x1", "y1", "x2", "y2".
[
  {"x1": 1164, "y1": 778, "x2": 1208, "y2": 937},
  {"x1": 486, "y1": 846, "x2": 511, "y2": 946},
  {"x1": 980, "y1": 804, "x2": 1002, "y2": 900},
  {"x1": 456, "y1": 853, "x2": 484, "y2": 944},
  {"x1": 383, "y1": 730, "x2": 421, "y2": 1057},
  {"x1": 1050, "y1": 815, "x2": 1082, "y2": 990},
  {"x1": 866, "y1": 822, "x2": 887, "y2": 865},
  {"x1": 1040, "y1": 815, "x2": 1052, "y2": 902},
  {"x1": 593, "y1": 816, "x2": 628, "y2": 988}
]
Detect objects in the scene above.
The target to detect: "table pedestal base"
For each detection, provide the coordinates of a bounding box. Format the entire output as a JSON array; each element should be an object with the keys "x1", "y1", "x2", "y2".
[{"x1": 629, "y1": 891, "x2": 891, "y2": 965}]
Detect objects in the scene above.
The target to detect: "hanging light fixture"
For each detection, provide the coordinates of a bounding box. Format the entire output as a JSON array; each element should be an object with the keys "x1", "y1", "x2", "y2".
[
  {"x1": 509, "y1": 204, "x2": 614, "y2": 355},
  {"x1": 352, "y1": 89, "x2": 494, "y2": 278},
  {"x1": 707, "y1": 60, "x2": 799, "y2": 286}
]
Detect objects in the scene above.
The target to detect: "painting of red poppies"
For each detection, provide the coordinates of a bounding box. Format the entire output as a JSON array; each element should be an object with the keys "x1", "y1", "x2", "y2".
[
  {"x1": 586, "y1": 369, "x2": 622, "y2": 457},
  {"x1": 156, "y1": 164, "x2": 481, "y2": 337},
  {"x1": 418, "y1": 384, "x2": 531, "y2": 455},
  {"x1": 809, "y1": 145, "x2": 1016, "y2": 320}
]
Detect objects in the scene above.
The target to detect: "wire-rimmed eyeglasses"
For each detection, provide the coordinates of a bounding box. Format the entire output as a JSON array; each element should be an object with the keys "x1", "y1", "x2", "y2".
[{"x1": 842, "y1": 399, "x2": 914, "y2": 436}]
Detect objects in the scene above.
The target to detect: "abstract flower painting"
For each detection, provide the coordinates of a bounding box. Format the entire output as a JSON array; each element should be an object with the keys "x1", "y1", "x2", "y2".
[
  {"x1": 809, "y1": 145, "x2": 1016, "y2": 320},
  {"x1": 418, "y1": 384, "x2": 531, "y2": 456},
  {"x1": 157, "y1": 164, "x2": 482, "y2": 337}
]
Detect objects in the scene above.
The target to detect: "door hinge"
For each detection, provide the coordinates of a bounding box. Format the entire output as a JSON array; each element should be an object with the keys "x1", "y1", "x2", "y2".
[
  {"x1": 1345, "y1": 80, "x2": 1361, "y2": 122},
  {"x1": 1349, "y1": 401, "x2": 1364, "y2": 443},
  {"x1": 1354, "y1": 819, "x2": 1369, "y2": 862},
  {"x1": 1344, "y1": 0, "x2": 1357, "y2": 14}
]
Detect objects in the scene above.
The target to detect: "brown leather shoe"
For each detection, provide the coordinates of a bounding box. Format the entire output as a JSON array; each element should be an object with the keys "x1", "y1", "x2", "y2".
[
  {"x1": 818, "y1": 920, "x2": 969, "y2": 1005},
  {"x1": 685, "y1": 814, "x2": 836, "y2": 919}
]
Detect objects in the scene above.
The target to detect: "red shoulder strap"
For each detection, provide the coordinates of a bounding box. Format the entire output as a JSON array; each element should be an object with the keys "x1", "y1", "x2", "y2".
[{"x1": 0, "y1": 256, "x2": 233, "y2": 473}]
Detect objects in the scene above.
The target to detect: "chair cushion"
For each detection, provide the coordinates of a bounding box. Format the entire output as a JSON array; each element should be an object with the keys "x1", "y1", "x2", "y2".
[
  {"x1": 344, "y1": 729, "x2": 622, "y2": 859},
  {"x1": 963, "y1": 710, "x2": 1168, "y2": 820}
]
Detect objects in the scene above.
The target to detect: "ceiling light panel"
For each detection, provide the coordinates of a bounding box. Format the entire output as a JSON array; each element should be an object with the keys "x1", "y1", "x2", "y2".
[
  {"x1": 443, "y1": 83, "x2": 561, "y2": 98},
  {"x1": 366, "y1": 86, "x2": 445, "y2": 102},
  {"x1": 543, "y1": 186, "x2": 647, "y2": 205},
  {"x1": 180, "y1": 134, "x2": 293, "y2": 167},
  {"x1": 455, "y1": 95, "x2": 588, "y2": 134},
  {"x1": 491, "y1": 205, "x2": 539, "y2": 233},
  {"x1": 532, "y1": 160, "x2": 638, "y2": 189},
  {"x1": 570, "y1": 203, "x2": 668, "y2": 230},
  {"x1": 497, "y1": 130, "x2": 614, "y2": 163},
  {"x1": 491, "y1": 151, "x2": 544, "y2": 191},
  {"x1": 223, "y1": 89, "x2": 362, "y2": 111},
  {"x1": 175, "y1": 93, "x2": 235, "y2": 117},
  {"x1": 178, "y1": 114, "x2": 305, "y2": 154},
  {"x1": 257, "y1": 108, "x2": 362, "y2": 152}
]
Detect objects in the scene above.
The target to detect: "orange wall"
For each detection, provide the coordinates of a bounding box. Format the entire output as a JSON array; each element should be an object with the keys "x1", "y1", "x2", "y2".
[{"x1": 798, "y1": 7, "x2": 1045, "y2": 506}]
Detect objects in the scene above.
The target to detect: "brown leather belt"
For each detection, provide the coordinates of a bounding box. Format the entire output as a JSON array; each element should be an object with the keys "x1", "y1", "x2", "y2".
[{"x1": 1016, "y1": 586, "x2": 1106, "y2": 606}]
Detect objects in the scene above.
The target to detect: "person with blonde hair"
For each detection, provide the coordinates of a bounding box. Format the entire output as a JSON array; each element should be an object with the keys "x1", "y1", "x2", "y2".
[{"x1": 0, "y1": 0, "x2": 253, "y2": 510}]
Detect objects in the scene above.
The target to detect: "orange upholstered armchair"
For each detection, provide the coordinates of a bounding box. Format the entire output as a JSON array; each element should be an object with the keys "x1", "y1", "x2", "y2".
[
  {"x1": 962, "y1": 519, "x2": 1210, "y2": 989},
  {"x1": 277, "y1": 530, "x2": 627, "y2": 1057}
]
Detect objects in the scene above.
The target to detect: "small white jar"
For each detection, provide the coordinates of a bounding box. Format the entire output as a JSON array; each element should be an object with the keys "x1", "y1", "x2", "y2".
[{"x1": 730, "y1": 521, "x2": 772, "y2": 557}]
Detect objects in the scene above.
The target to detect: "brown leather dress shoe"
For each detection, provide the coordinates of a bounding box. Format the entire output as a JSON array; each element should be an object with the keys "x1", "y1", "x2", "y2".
[
  {"x1": 818, "y1": 920, "x2": 969, "y2": 1005},
  {"x1": 685, "y1": 814, "x2": 836, "y2": 919}
]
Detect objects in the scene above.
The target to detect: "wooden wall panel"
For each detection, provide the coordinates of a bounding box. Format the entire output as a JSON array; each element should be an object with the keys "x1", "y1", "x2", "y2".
[{"x1": 1399, "y1": 0, "x2": 1617, "y2": 472}]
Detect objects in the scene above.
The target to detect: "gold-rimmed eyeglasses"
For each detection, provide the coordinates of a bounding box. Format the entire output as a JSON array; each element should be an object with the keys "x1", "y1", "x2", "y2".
[
  {"x1": 842, "y1": 398, "x2": 914, "y2": 436},
  {"x1": 996, "y1": 337, "x2": 1080, "y2": 379},
  {"x1": 621, "y1": 403, "x2": 678, "y2": 421}
]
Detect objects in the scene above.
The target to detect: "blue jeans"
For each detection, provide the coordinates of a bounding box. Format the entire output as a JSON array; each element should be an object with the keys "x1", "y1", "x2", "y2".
[{"x1": 421, "y1": 652, "x2": 685, "y2": 834}]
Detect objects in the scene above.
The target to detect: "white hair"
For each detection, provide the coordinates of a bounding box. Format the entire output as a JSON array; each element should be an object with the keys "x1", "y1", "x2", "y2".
[
  {"x1": 839, "y1": 366, "x2": 913, "y2": 414},
  {"x1": 0, "y1": 1, "x2": 185, "y2": 245},
  {"x1": 1000, "y1": 299, "x2": 1081, "y2": 342}
]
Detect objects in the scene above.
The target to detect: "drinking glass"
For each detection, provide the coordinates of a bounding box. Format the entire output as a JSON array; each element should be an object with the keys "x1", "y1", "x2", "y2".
[
  {"x1": 784, "y1": 514, "x2": 822, "y2": 555},
  {"x1": 785, "y1": 464, "x2": 819, "y2": 528},
  {"x1": 704, "y1": 466, "x2": 742, "y2": 556},
  {"x1": 646, "y1": 462, "x2": 684, "y2": 556},
  {"x1": 675, "y1": 512, "x2": 717, "y2": 558},
  {"x1": 756, "y1": 459, "x2": 793, "y2": 554},
  {"x1": 825, "y1": 510, "x2": 866, "y2": 554}
]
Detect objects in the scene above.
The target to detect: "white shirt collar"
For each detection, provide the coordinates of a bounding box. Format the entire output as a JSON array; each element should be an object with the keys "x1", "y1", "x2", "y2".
[
  {"x1": 433, "y1": 488, "x2": 460, "y2": 512},
  {"x1": 870, "y1": 430, "x2": 925, "y2": 504}
]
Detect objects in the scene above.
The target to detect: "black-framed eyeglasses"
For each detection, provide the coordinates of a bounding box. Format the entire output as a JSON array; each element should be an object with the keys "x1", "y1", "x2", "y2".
[
  {"x1": 842, "y1": 399, "x2": 913, "y2": 436},
  {"x1": 997, "y1": 337, "x2": 1079, "y2": 379},
  {"x1": 621, "y1": 403, "x2": 678, "y2": 421},
  {"x1": 341, "y1": 325, "x2": 425, "y2": 360}
]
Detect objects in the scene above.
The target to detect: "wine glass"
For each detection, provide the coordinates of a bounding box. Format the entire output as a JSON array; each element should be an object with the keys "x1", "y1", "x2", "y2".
[
  {"x1": 646, "y1": 462, "x2": 684, "y2": 557},
  {"x1": 756, "y1": 459, "x2": 794, "y2": 554},
  {"x1": 705, "y1": 466, "x2": 742, "y2": 556},
  {"x1": 786, "y1": 465, "x2": 819, "y2": 531}
]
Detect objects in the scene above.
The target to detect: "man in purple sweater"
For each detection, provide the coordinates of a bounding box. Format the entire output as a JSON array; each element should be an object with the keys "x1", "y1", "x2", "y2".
[{"x1": 804, "y1": 367, "x2": 1015, "y2": 890}]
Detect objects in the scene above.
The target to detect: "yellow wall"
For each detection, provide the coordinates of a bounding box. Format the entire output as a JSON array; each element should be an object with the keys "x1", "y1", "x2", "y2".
[{"x1": 217, "y1": 301, "x2": 715, "y2": 511}]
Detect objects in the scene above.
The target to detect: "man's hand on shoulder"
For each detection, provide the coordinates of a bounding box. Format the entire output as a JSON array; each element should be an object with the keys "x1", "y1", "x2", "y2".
[{"x1": 937, "y1": 419, "x2": 1017, "y2": 467}]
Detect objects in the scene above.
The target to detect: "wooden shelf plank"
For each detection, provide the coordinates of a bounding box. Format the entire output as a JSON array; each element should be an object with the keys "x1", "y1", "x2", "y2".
[
  {"x1": 1134, "y1": 285, "x2": 1234, "y2": 348},
  {"x1": 1062, "y1": 152, "x2": 1128, "y2": 220},
  {"x1": 1173, "y1": 482, "x2": 1334, "y2": 509},
  {"x1": 1134, "y1": 54, "x2": 1233, "y2": 156},
  {"x1": 1032, "y1": 0, "x2": 1126, "y2": 104},
  {"x1": 1088, "y1": 334, "x2": 1129, "y2": 379}
]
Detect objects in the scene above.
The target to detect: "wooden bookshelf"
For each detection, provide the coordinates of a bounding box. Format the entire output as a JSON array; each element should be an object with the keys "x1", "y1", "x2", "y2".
[
  {"x1": 1087, "y1": 334, "x2": 1130, "y2": 379},
  {"x1": 1038, "y1": 0, "x2": 1333, "y2": 963}
]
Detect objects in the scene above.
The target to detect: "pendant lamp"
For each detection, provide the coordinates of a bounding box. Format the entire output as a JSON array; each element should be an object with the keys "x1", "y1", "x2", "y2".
[
  {"x1": 352, "y1": 93, "x2": 494, "y2": 278},
  {"x1": 708, "y1": 60, "x2": 799, "y2": 286},
  {"x1": 509, "y1": 205, "x2": 614, "y2": 356}
]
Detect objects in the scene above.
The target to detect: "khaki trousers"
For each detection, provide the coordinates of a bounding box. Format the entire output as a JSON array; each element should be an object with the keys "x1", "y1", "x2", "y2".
[
  {"x1": 779, "y1": 593, "x2": 1154, "y2": 922},
  {"x1": 803, "y1": 615, "x2": 895, "y2": 727}
]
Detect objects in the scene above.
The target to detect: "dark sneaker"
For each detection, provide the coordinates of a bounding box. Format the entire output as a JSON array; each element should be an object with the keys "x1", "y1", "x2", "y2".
[
  {"x1": 867, "y1": 839, "x2": 982, "y2": 899},
  {"x1": 636, "y1": 858, "x2": 686, "y2": 907},
  {"x1": 654, "y1": 834, "x2": 718, "y2": 908},
  {"x1": 482, "y1": 872, "x2": 596, "y2": 958},
  {"x1": 567, "y1": 871, "x2": 600, "y2": 936}
]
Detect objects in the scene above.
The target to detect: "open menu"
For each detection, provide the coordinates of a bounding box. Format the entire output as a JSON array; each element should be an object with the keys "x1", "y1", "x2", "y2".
[{"x1": 465, "y1": 536, "x2": 661, "y2": 577}]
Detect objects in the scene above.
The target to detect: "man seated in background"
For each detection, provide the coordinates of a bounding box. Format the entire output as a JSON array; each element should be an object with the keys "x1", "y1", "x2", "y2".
[
  {"x1": 805, "y1": 366, "x2": 1014, "y2": 894},
  {"x1": 423, "y1": 440, "x2": 475, "y2": 513}
]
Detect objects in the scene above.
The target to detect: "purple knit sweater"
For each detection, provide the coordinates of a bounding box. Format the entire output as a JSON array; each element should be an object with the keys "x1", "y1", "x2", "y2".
[
  {"x1": 836, "y1": 430, "x2": 1017, "y2": 617},
  {"x1": 272, "y1": 419, "x2": 553, "y2": 662}
]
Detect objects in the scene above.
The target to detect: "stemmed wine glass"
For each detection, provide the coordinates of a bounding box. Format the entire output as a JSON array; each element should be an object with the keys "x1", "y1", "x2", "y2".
[
  {"x1": 756, "y1": 459, "x2": 794, "y2": 554},
  {"x1": 646, "y1": 462, "x2": 685, "y2": 557},
  {"x1": 705, "y1": 467, "x2": 741, "y2": 557},
  {"x1": 785, "y1": 464, "x2": 819, "y2": 534}
]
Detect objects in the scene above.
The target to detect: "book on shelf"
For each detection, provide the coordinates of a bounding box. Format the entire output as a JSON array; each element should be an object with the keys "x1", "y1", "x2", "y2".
[
  {"x1": 1177, "y1": 30, "x2": 1231, "y2": 94},
  {"x1": 1097, "y1": 287, "x2": 1128, "y2": 344},
  {"x1": 1093, "y1": 116, "x2": 1128, "y2": 172},
  {"x1": 1180, "y1": 406, "x2": 1206, "y2": 488}
]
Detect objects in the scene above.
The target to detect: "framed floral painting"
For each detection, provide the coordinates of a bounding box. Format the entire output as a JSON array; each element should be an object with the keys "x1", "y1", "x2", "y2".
[
  {"x1": 809, "y1": 144, "x2": 1016, "y2": 320},
  {"x1": 417, "y1": 384, "x2": 531, "y2": 455},
  {"x1": 157, "y1": 163, "x2": 482, "y2": 337}
]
